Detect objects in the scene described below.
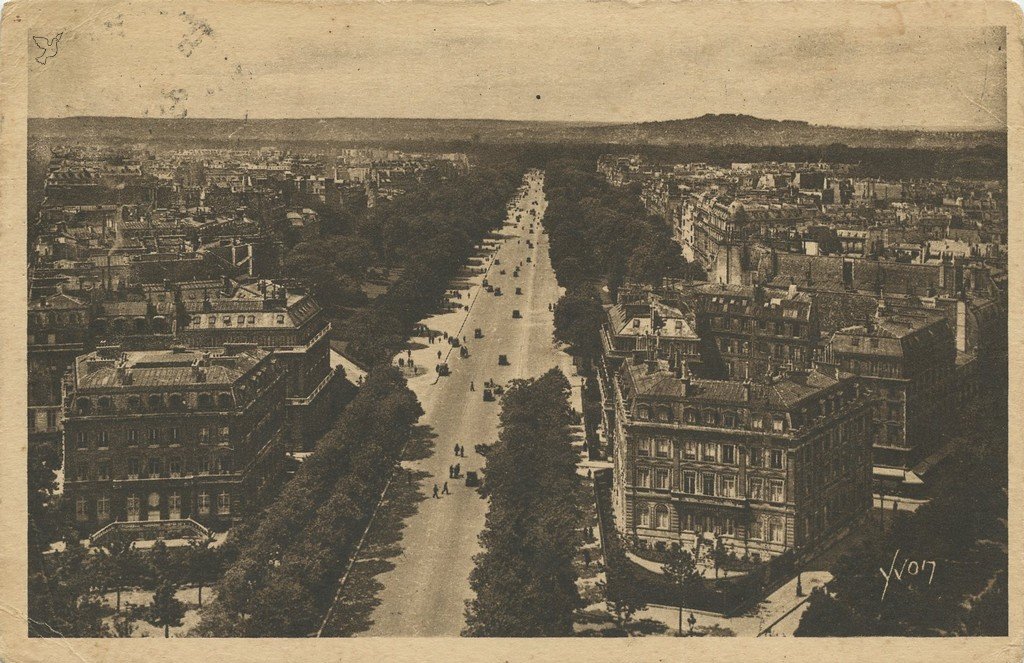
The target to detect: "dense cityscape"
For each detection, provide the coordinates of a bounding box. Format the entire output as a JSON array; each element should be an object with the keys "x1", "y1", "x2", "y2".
[{"x1": 24, "y1": 126, "x2": 1007, "y2": 639}]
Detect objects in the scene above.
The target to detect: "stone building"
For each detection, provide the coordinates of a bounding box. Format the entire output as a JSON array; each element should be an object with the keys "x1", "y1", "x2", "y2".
[
  {"x1": 610, "y1": 357, "x2": 873, "y2": 559},
  {"x1": 177, "y1": 280, "x2": 344, "y2": 451},
  {"x1": 63, "y1": 345, "x2": 287, "y2": 540},
  {"x1": 824, "y1": 302, "x2": 955, "y2": 490}
]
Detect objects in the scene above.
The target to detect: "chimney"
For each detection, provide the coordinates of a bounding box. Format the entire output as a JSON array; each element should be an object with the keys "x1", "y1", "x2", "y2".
[
  {"x1": 679, "y1": 360, "x2": 691, "y2": 396},
  {"x1": 788, "y1": 282, "x2": 798, "y2": 299},
  {"x1": 117, "y1": 363, "x2": 133, "y2": 385},
  {"x1": 742, "y1": 380, "x2": 752, "y2": 401}
]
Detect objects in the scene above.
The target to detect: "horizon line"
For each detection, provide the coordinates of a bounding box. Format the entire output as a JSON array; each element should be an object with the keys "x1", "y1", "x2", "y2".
[{"x1": 26, "y1": 113, "x2": 1006, "y2": 134}]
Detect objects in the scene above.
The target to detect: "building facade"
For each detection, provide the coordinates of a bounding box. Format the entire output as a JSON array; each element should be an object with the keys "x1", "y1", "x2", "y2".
[
  {"x1": 610, "y1": 357, "x2": 873, "y2": 559},
  {"x1": 63, "y1": 345, "x2": 287, "y2": 539}
]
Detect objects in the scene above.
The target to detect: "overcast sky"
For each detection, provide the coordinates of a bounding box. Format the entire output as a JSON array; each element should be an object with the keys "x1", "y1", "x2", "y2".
[{"x1": 26, "y1": 1, "x2": 1007, "y2": 129}]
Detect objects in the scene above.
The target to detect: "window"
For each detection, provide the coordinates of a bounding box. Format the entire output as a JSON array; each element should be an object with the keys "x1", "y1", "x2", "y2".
[
  {"x1": 752, "y1": 416, "x2": 764, "y2": 430},
  {"x1": 769, "y1": 518, "x2": 784, "y2": 543},
  {"x1": 685, "y1": 409, "x2": 698, "y2": 424},
  {"x1": 636, "y1": 406, "x2": 650, "y2": 420},
  {"x1": 683, "y1": 471, "x2": 696, "y2": 494},
  {"x1": 637, "y1": 467, "x2": 651, "y2": 488},
  {"x1": 655, "y1": 438, "x2": 671, "y2": 458},
  {"x1": 99, "y1": 431, "x2": 109, "y2": 448},
  {"x1": 126, "y1": 458, "x2": 140, "y2": 480},
  {"x1": 722, "y1": 444, "x2": 736, "y2": 464},
  {"x1": 723, "y1": 411, "x2": 738, "y2": 427},
  {"x1": 654, "y1": 468, "x2": 669, "y2": 490},
  {"x1": 721, "y1": 475, "x2": 737, "y2": 498},
  {"x1": 198, "y1": 491, "x2": 211, "y2": 515},
  {"x1": 208, "y1": 315, "x2": 216, "y2": 326},
  {"x1": 657, "y1": 407, "x2": 670, "y2": 423},
  {"x1": 169, "y1": 427, "x2": 180, "y2": 443},
  {"x1": 148, "y1": 492, "x2": 160, "y2": 509},
  {"x1": 749, "y1": 448, "x2": 764, "y2": 467},
  {"x1": 723, "y1": 516, "x2": 735, "y2": 536},
  {"x1": 702, "y1": 473, "x2": 716, "y2": 496},
  {"x1": 683, "y1": 440, "x2": 697, "y2": 460},
  {"x1": 655, "y1": 505, "x2": 670, "y2": 530},
  {"x1": 748, "y1": 477, "x2": 764, "y2": 500},
  {"x1": 218, "y1": 426, "x2": 230, "y2": 438},
  {"x1": 749, "y1": 517, "x2": 763, "y2": 540},
  {"x1": 28, "y1": 412, "x2": 35, "y2": 433},
  {"x1": 770, "y1": 449, "x2": 784, "y2": 469},
  {"x1": 199, "y1": 426, "x2": 211, "y2": 442},
  {"x1": 147, "y1": 458, "x2": 162, "y2": 478},
  {"x1": 223, "y1": 315, "x2": 232, "y2": 326},
  {"x1": 769, "y1": 480, "x2": 785, "y2": 503},
  {"x1": 96, "y1": 495, "x2": 111, "y2": 521},
  {"x1": 128, "y1": 429, "x2": 138, "y2": 445},
  {"x1": 97, "y1": 460, "x2": 110, "y2": 481},
  {"x1": 276, "y1": 314, "x2": 286, "y2": 325},
  {"x1": 168, "y1": 492, "x2": 182, "y2": 515},
  {"x1": 149, "y1": 428, "x2": 159, "y2": 444},
  {"x1": 702, "y1": 442, "x2": 718, "y2": 462},
  {"x1": 75, "y1": 497, "x2": 88, "y2": 522},
  {"x1": 126, "y1": 495, "x2": 140, "y2": 521},
  {"x1": 169, "y1": 459, "x2": 182, "y2": 478},
  {"x1": 247, "y1": 315, "x2": 256, "y2": 324},
  {"x1": 633, "y1": 318, "x2": 641, "y2": 329},
  {"x1": 237, "y1": 315, "x2": 246, "y2": 324},
  {"x1": 772, "y1": 418, "x2": 785, "y2": 432},
  {"x1": 46, "y1": 410, "x2": 58, "y2": 429},
  {"x1": 218, "y1": 457, "x2": 233, "y2": 474},
  {"x1": 197, "y1": 457, "x2": 210, "y2": 475},
  {"x1": 75, "y1": 431, "x2": 87, "y2": 449},
  {"x1": 217, "y1": 491, "x2": 231, "y2": 515},
  {"x1": 637, "y1": 439, "x2": 652, "y2": 456},
  {"x1": 637, "y1": 503, "x2": 651, "y2": 528}
]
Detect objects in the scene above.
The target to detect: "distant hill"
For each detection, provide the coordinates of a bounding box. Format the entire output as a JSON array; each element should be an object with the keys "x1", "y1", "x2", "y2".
[{"x1": 28, "y1": 114, "x2": 1004, "y2": 150}]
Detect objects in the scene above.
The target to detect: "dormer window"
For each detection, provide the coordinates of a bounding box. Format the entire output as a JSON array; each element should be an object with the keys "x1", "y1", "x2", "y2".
[
  {"x1": 97, "y1": 396, "x2": 112, "y2": 411},
  {"x1": 636, "y1": 405, "x2": 650, "y2": 420},
  {"x1": 198, "y1": 393, "x2": 213, "y2": 409},
  {"x1": 147, "y1": 394, "x2": 164, "y2": 410},
  {"x1": 75, "y1": 398, "x2": 93, "y2": 415},
  {"x1": 217, "y1": 392, "x2": 233, "y2": 409}
]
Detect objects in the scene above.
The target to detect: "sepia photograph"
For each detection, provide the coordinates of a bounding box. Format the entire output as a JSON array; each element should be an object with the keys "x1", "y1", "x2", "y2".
[{"x1": 0, "y1": 0, "x2": 1020, "y2": 660}]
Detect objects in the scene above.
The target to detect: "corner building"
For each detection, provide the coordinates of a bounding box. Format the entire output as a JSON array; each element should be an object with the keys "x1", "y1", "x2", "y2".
[
  {"x1": 611, "y1": 357, "x2": 873, "y2": 559},
  {"x1": 63, "y1": 345, "x2": 287, "y2": 539}
]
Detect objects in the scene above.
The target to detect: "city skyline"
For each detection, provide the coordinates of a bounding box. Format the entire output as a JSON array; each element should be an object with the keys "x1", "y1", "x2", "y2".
[{"x1": 27, "y1": 2, "x2": 1007, "y2": 130}]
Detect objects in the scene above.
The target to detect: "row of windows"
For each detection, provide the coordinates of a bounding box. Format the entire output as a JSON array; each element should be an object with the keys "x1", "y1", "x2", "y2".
[
  {"x1": 191, "y1": 314, "x2": 287, "y2": 327},
  {"x1": 705, "y1": 315, "x2": 806, "y2": 338},
  {"x1": 637, "y1": 440, "x2": 785, "y2": 469},
  {"x1": 73, "y1": 426, "x2": 231, "y2": 449},
  {"x1": 635, "y1": 503, "x2": 786, "y2": 543},
  {"x1": 69, "y1": 455, "x2": 234, "y2": 481},
  {"x1": 635, "y1": 467, "x2": 786, "y2": 502},
  {"x1": 74, "y1": 490, "x2": 231, "y2": 521},
  {"x1": 74, "y1": 392, "x2": 234, "y2": 414},
  {"x1": 634, "y1": 404, "x2": 789, "y2": 431}
]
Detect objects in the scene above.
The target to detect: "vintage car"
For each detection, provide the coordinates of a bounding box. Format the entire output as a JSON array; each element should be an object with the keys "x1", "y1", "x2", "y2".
[
  {"x1": 465, "y1": 471, "x2": 481, "y2": 487},
  {"x1": 512, "y1": 310, "x2": 522, "y2": 319},
  {"x1": 474, "y1": 328, "x2": 483, "y2": 338},
  {"x1": 436, "y1": 363, "x2": 450, "y2": 376},
  {"x1": 515, "y1": 287, "x2": 523, "y2": 295},
  {"x1": 498, "y1": 354, "x2": 509, "y2": 366}
]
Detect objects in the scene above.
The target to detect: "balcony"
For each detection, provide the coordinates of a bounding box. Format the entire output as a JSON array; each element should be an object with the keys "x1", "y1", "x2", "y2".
[
  {"x1": 90, "y1": 517, "x2": 211, "y2": 545},
  {"x1": 286, "y1": 366, "x2": 342, "y2": 406}
]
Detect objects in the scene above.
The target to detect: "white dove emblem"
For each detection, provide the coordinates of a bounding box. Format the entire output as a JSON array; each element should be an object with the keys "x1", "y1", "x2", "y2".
[{"x1": 33, "y1": 32, "x2": 63, "y2": 65}]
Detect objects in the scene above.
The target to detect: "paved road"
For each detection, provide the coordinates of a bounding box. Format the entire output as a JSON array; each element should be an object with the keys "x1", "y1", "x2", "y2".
[{"x1": 336, "y1": 170, "x2": 572, "y2": 636}]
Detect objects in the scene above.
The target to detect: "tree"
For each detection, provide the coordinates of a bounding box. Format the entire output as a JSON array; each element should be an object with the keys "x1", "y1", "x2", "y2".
[
  {"x1": 185, "y1": 533, "x2": 220, "y2": 607},
  {"x1": 711, "y1": 536, "x2": 729, "y2": 579},
  {"x1": 98, "y1": 535, "x2": 137, "y2": 613},
  {"x1": 112, "y1": 603, "x2": 141, "y2": 638},
  {"x1": 794, "y1": 588, "x2": 869, "y2": 637},
  {"x1": 145, "y1": 578, "x2": 186, "y2": 638},
  {"x1": 626, "y1": 236, "x2": 684, "y2": 288},
  {"x1": 553, "y1": 291, "x2": 604, "y2": 360},
  {"x1": 662, "y1": 545, "x2": 700, "y2": 635}
]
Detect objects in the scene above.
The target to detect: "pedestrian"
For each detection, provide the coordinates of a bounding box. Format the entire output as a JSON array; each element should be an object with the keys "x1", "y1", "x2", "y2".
[
  {"x1": 470, "y1": 380, "x2": 475, "y2": 391},
  {"x1": 454, "y1": 443, "x2": 460, "y2": 457},
  {"x1": 583, "y1": 549, "x2": 591, "y2": 567},
  {"x1": 449, "y1": 464, "x2": 454, "y2": 478},
  {"x1": 407, "y1": 349, "x2": 412, "y2": 359},
  {"x1": 455, "y1": 463, "x2": 460, "y2": 477},
  {"x1": 437, "y1": 350, "x2": 442, "y2": 360},
  {"x1": 442, "y1": 482, "x2": 450, "y2": 495},
  {"x1": 433, "y1": 484, "x2": 439, "y2": 499},
  {"x1": 460, "y1": 445, "x2": 466, "y2": 458}
]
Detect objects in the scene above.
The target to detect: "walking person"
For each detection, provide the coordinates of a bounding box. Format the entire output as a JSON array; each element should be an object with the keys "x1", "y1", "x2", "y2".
[
  {"x1": 449, "y1": 464, "x2": 454, "y2": 479},
  {"x1": 437, "y1": 350, "x2": 442, "y2": 360},
  {"x1": 454, "y1": 443, "x2": 460, "y2": 457},
  {"x1": 455, "y1": 463, "x2": 460, "y2": 477},
  {"x1": 432, "y1": 483, "x2": 439, "y2": 499},
  {"x1": 470, "y1": 380, "x2": 474, "y2": 391},
  {"x1": 442, "y1": 482, "x2": 450, "y2": 495}
]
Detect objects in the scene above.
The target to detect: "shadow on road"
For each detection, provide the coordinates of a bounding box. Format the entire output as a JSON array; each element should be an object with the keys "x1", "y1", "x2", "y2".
[{"x1": 320, "y1": 426, "x2": 436, "y2": 636}]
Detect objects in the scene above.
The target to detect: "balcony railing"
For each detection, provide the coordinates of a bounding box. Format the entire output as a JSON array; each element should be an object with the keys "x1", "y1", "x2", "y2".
[
  {"x1": 90, "y1": 517, "x2": 211, "y2": 545},
  {"x1": 286, "y1": 366, "x2": 341, "y2": 406}
]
